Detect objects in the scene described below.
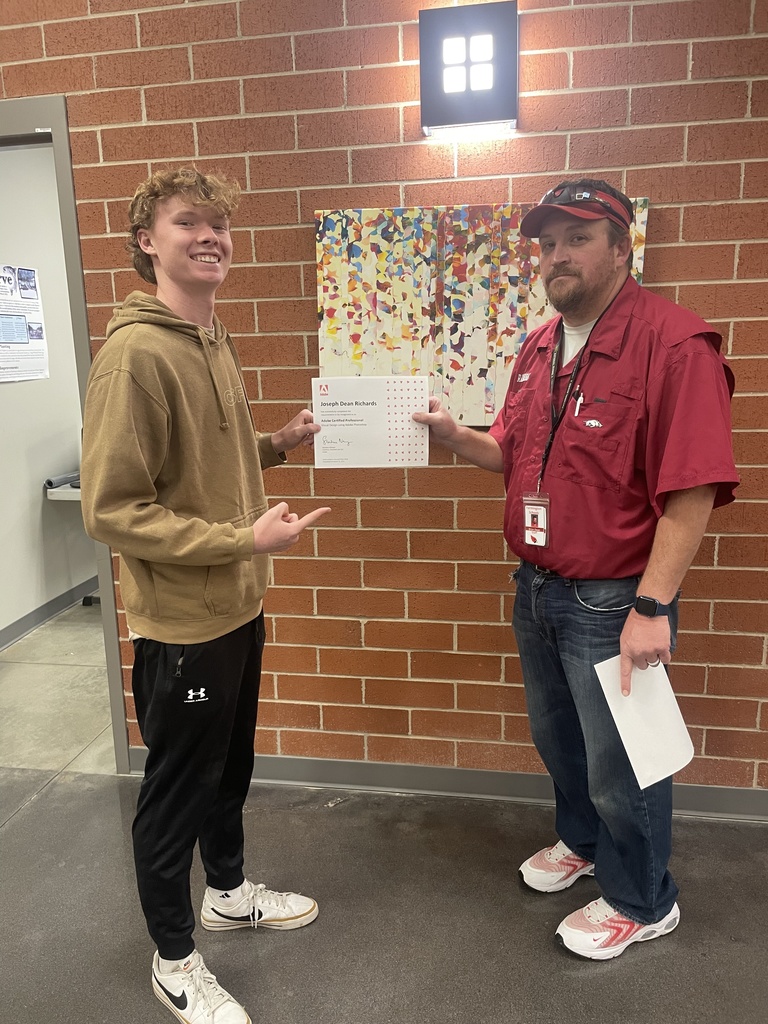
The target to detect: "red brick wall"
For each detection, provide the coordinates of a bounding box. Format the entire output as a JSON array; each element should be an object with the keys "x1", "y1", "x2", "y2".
[{"x1": 3, "y1": 0, "x2": 766, "y2": 789}]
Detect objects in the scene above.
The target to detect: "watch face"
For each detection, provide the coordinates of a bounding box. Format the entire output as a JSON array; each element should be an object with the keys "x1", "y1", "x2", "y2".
[{"x1": 635, "y1": 596, "x2": 658, "y2": 617}]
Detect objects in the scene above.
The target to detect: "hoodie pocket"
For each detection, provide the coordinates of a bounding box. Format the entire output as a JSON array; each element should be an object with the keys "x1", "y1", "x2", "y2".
[
  {"x1": 119, "y1": 557, "x2": 159, "y2": 619},
  {"x1": 202, "y1": 502, "x2": 271, "y2": 616},
  {"x1": 204, "y1": 558, "x2": 263, "y2": 617},
  {"x1": 150, "y1": 563, "x2": 211, "y2": 620}
]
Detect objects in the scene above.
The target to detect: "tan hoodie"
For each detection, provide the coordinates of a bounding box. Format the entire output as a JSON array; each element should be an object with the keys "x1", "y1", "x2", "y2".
[{"x1": 81, "y1": 292, "x2": 284, "y2": 644}]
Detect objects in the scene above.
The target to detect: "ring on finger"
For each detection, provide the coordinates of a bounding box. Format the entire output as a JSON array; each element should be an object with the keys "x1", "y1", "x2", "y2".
[{"x1": 648, "y1": 657, "x2": 661, "y2": 667}]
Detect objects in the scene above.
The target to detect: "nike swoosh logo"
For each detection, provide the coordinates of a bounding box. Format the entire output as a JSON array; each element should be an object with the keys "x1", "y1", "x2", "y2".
[
  {"x1": 210, "y1": 906, "x2": 263, "y2": 922},
  {"x1": 154, "y1": 974, "x2": 188, "y2": 1011}
]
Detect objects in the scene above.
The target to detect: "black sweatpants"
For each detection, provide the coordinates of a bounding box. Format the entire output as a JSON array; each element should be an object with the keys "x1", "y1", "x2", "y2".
[{"x1": 131, "y1": 614, "x2": 265, "y2": 961}]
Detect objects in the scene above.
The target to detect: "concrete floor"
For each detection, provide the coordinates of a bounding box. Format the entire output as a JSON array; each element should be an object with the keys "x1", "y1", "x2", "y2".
[{"x1": 2, "y1": 604, "x2": 768, "y2": 1024}]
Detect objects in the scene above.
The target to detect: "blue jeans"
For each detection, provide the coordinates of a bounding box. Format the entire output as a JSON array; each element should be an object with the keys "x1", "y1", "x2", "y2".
[{"x1": 512, "y1": 560, "x2": 679, "y2": 924}]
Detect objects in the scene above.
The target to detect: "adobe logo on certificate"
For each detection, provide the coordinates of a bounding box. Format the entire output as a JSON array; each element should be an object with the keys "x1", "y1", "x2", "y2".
[{"x1": 311, "y1": 376, "x2": 429, "y2": 468}]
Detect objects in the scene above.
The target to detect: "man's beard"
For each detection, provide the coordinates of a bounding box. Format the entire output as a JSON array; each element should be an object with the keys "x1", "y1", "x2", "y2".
[{"x1": 545, "y1": 270, "x2": 587, "y2": 316}]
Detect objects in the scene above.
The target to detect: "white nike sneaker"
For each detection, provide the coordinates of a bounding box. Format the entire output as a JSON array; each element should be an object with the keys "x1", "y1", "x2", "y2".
[
  {"x1": 201, "y1": 879, "x2": 319, "y2": 931},
  {"x1": 152, "y1": 951, "x2": 251, "y2": 1024}
]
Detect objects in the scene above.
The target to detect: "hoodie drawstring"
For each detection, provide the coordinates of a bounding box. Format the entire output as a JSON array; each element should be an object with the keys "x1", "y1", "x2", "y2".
[{"x1": 198, "y1": 328, "x2": 230, "y2": 431}]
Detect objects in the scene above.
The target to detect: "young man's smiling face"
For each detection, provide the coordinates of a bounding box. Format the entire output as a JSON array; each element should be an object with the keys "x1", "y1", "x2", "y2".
[{"x1": 137, "y1": 195, "x2": 233, "y2": 296}]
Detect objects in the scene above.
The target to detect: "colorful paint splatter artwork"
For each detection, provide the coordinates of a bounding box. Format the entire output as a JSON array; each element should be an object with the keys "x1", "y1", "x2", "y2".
[{"x1": 316, "y1": 200, "x2": 649, "y2": 426}]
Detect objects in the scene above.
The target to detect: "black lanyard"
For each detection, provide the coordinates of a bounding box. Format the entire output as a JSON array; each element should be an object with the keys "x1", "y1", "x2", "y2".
[{"x1": 538, "y1": 322, "x2": 587, "y2": 489}]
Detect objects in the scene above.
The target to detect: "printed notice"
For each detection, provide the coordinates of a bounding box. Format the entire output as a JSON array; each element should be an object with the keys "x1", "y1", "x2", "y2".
[
  {"x1": 0, "y1": 263, "x2": 49, "y2": 382},
  {"x1": 312, "y1": 376, "x2": 429, "y2": 468}
]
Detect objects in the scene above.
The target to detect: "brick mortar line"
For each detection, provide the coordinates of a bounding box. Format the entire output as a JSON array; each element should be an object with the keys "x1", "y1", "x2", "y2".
[
  {"x1": 268, "y1": 595, "x2": 755, "y2": 605},
  {"x1": 266, "y1": 636, "x2": 764, "y2": 653},
  {"x1": 636, "y1": 276, "x2": 768, "y2": 285},
  {"x1": 263, "y1": 696, "x2": 758, "y2": 708},
  {"x1": 65, "y1": 144, "x2": 768, "y2": 165},
  {"x1": 68, "y1": 110, "x2": 768, "y2": 127},
  {"x1": 11, "y1": 18, "x2": 768, "y2": 45},
  {"x1": 241, "y1": 719, "x2": 768, "y2": 742}
]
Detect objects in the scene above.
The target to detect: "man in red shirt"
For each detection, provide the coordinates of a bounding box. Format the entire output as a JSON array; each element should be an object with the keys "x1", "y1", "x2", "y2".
[{"x1": 415, "y1": 179, "x2": 738, "y2": 960}]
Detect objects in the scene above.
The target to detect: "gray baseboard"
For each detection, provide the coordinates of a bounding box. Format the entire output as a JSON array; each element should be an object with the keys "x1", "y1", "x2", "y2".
[
  {"x1": 0, "y1": 575, "x2": 99, "y2": 652},
  {"x1": 126, "y1": 748, "x2": 768, "y2": 821}
]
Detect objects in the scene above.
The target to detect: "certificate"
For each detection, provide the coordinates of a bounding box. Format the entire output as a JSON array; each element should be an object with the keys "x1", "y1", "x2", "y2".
[
  {"x1": 594, "y1": 656, "x2": 694, "y2": 790},
  {"x1": 312, "y1": 376, "x2": 429, "y2": 468}
]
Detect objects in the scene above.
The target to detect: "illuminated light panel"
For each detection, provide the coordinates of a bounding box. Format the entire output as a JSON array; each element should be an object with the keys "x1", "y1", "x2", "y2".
[
  {"x1": 470, "y1": 63, "x2": 494, "y2": 91},
  {"x1": 443, "y1": 66, "x2": 467, "y2": 94},
  {"x1": 469, "y1": 34, "x2": 494, "y2": 62},
  {"x1": 442, "y1": 36, "x2": 466, "y2": 65},
  {"x1": 419, "y1": 2, "x2": 518, "y2": 136}
]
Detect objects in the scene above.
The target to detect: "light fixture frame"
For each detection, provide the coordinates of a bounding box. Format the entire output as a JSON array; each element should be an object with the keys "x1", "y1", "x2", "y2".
[{"x1": 419, "y1": 1, "x2": 518, "y2": 137}]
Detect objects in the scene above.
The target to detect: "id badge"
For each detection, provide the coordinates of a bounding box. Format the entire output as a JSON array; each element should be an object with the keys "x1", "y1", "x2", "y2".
[{"x1": 522, "y1": 493, "x2": 550, "y2": 548}]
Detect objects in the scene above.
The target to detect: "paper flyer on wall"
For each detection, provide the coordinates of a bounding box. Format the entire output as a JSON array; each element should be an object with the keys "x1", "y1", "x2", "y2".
[
  {"x1": 0, "y1": 263, "x2": 49, "y2": 382},
  {"x1": 312, "y1": 375, "x2": 429, "y2": 468},
  {"x1": 594, "y1": 656, "x2": 694, "y2": 790}
]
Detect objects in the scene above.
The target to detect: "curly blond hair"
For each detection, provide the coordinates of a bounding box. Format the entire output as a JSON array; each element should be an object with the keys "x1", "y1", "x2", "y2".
[{"x1": 127, "y1": 167, "x2": 241, "y2": 284}]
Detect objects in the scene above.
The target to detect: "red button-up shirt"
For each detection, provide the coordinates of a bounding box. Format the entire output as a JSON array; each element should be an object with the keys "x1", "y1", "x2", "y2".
[{"x1": 489, "y1": 277, "x2": 738, "y2": 579}]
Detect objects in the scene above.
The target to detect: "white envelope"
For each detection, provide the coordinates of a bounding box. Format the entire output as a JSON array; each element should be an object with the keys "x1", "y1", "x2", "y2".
[{"x1": 594, "y1": 656, "x2": 694, "y2": 790}]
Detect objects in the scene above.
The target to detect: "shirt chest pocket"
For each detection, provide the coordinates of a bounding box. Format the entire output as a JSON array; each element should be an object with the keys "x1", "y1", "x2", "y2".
[
  {"x1": 501, "y1": 387, "x2": 537, "y2": 471},
  {"x1": 547, "y1": 381, "x2": 641, "y2": 492}
]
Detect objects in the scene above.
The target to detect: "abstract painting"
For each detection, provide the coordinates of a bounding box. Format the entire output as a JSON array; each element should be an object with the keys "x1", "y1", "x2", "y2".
[{"x1": 316, "y1": 200, "x2": 649, "y2": 426}]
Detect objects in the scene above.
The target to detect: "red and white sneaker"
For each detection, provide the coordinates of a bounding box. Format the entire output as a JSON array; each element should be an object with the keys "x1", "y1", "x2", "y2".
[
  {"x1": 556, "y1": 897, "x2": 680, "y2": 960},
  {"x1": 519, "y1": 840, "x2": 595, "y2": 893}
]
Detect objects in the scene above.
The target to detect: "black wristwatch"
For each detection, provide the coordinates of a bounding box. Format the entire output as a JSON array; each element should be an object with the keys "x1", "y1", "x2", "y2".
[{"x1": 634, "y1": 595, "x2": 672, "y2": 617}]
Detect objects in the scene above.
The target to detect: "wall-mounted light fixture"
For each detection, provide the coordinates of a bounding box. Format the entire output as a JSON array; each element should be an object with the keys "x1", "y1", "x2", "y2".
[{"x1": 419, "y1": 1, "x2": 518, "y2": 138}]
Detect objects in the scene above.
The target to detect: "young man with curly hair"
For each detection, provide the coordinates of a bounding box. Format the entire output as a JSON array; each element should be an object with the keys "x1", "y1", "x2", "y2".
[{"x1": 82, "y1": 167, "x2": 329, "y2": 1024}]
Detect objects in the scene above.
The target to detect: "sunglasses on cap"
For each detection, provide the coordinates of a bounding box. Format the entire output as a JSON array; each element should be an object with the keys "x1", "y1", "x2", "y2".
[{"x1": 520, "y1": 185, "x2": 633, "y2": 238}]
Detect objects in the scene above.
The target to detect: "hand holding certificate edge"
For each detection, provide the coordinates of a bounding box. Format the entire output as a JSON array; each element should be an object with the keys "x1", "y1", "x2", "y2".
[
  {"x1": 413, "y1": 396, "x2": 504, "y2": 473},
  {"x1": 412, "y1": 396, "x2": 459, "y2": 446},
  {"x1": 272, "y1": 408, "x2": 320, "y2": 453}
]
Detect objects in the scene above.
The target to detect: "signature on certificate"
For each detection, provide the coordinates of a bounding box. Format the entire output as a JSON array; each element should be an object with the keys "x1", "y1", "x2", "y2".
[{"x1": 320, "y1": 436, "x2": 353, "y2": 450}]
